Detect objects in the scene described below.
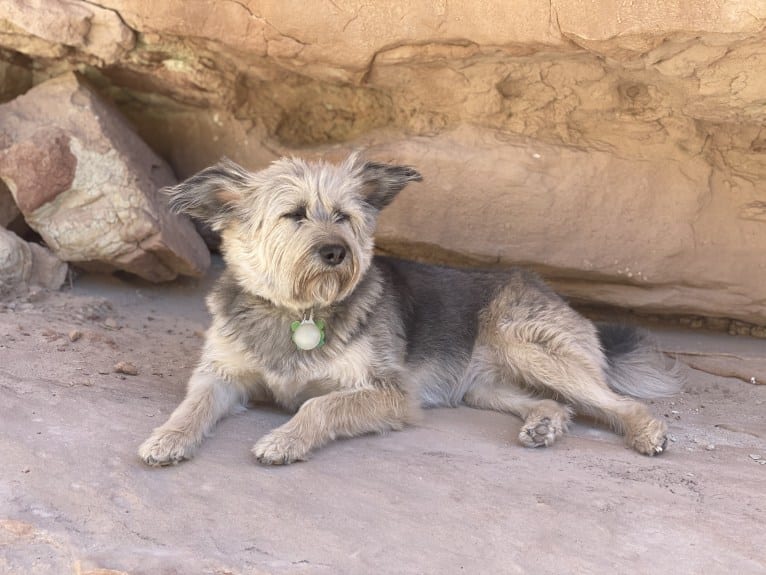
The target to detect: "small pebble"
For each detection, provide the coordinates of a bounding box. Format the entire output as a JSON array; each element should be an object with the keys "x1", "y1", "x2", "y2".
[
  {"x1": 749, "y1": 454, "x2": 761, "y2": 461},
  {"x1": 705, "y1": 444, "x2": 715, "y2": 451},
  {"x1": 114, "y1": 361, "x2": 138, "y2": 376},
  {"x1": 750, "y1": 376, "x2": 758, "y2": 385},
  {"x1": 104, "y1": 317, "x2": 119, "y2": 329},
  {"x1": 68, "y1": 329, "x2": 82, "y2": 342},
  {"x1": 21, "y1": 467, "x2": 30, "y2": 474},
  {"x1": 25, "y1": 288, "x2": 46, "y2": 303}
]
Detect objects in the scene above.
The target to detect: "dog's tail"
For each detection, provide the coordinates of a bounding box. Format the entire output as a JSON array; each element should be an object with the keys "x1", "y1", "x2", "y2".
[{"x1": 597, "y1": 324, "x2": 684, "y2": 399}]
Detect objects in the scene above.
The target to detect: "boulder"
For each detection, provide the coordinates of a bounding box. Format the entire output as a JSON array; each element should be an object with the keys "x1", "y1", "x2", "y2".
[
  {"x1": 362, "y1": 127, "x2": 765, "y2": 324},
  {"x1": 0, "y1": 73, "x2": 210, "y2": 282},
  {"x1": 0, "y1": 226, "x2": 67, "y2": 294}
]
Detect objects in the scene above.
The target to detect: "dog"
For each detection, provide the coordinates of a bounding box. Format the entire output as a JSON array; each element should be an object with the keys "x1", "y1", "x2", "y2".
[{"x1": 139, "y1": 153, "x2": 680, "y2": 466}]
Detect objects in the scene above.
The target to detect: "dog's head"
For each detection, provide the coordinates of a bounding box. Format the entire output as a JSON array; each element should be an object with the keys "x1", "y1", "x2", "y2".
[{"x1": 165, "y1": 153, "x2": 421, "y2": 310}]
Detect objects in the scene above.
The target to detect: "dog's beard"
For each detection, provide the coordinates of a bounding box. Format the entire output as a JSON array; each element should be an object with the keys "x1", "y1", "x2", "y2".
[{"x1": 292, "y1": 261, "x2": 359, "y2": 308}]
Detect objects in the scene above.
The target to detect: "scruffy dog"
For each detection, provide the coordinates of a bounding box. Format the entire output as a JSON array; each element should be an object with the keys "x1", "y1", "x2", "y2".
[{"x1": 139, "y1": 154, "x2": 679, "y2": 466}]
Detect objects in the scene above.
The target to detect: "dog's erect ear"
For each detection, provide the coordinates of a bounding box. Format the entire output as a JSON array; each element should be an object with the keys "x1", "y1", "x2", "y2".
[
  {"x1": 164, "y1": 158, "x2": 251, "y2": 230},
  {"x1": 358, "y1": 161, "x2": 422, "y2": 211}
]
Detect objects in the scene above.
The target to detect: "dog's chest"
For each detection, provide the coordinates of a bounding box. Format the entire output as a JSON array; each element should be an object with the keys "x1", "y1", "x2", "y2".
[
  {"x1": 214, "y1": 318, "x2": 377, "y2": 409},
  {"x1": 263, "y1": 335, "x2": 376, "y2": 408}
]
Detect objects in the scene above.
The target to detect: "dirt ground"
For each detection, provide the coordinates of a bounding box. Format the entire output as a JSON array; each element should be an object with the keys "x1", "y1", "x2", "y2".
[{"x1": 1, "y1": 259, "x2": 765, "y2": 575}]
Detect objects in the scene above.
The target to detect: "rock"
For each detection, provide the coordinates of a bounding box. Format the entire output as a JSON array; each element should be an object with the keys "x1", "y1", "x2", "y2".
[
  {"x1": 0, "y1": 0, "x2": 135, "y2": 64},
  {"x1": 113, "y1": 361, "x2": 138, "y2": 376},
  {"x1": 357, "y1": 125, "x2": 766, "y2": 324},
  {"x1": 0, "y1": 3, "x2": 765, "y2": 321},
  {"x1": 0, "y1": 73, "x2": 210, "y2": 282},
  {"x1": 0, "y1": 178, "x2": 19, "y2": 227},
  {"x1": 0, "y1": 55, "x2": 32, "y2": 103},
  {"x1": 0, "y1": 226, "x2": 67, "y2": 294}
]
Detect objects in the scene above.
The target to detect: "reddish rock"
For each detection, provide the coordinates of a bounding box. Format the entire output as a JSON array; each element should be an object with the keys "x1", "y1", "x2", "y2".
[
  {"x1": 0, "y1": 73, "x2": 210, "y2": 282},
  {"x1": 0, "y1": 129, "x2": 77, "y2": 213}
]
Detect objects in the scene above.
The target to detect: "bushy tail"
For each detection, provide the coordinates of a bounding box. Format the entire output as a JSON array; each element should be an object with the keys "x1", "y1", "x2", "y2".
[{"x1": 597, "y1": 324, "x2": 684, "y2": 399}]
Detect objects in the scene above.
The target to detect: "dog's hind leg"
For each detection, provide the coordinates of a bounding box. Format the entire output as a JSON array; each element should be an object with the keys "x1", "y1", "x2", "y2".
[
  {"x1": 477, "y1": 272, "x2": 668, "y2": 455},
  {"x1": 488, "y1": 337, "x2": 667, "y2": 455},
  {"x1": 252, "y1": 384, "x2": 417, "y2": 465},
  {"x1": 139, "y1": 368, "x2": 247, "y2": 466},
  {"x1": 463, "y1": 348, "x2": 572, "y2": 448}
]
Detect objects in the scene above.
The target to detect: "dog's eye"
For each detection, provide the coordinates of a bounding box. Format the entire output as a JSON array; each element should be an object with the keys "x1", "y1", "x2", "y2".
[
  {"x1": 333, "y1": 211, "x2": 350, "y2": 223},
  {"x1": 282, "y1": 207, "x2": 307, "y2": 222}
]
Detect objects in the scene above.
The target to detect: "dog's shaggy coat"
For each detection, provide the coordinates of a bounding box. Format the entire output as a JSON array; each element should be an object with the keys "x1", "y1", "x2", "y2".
[{"x1": 139, "y1": 154, "x2": 680, "y2": 465}]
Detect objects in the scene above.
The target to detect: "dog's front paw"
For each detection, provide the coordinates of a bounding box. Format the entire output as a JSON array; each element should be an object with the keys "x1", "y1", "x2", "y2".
[
  {"x1": 252, "y1": 430, "x2": 310, "y2": 465},
  {"x1": 139, "y1": 429, "x2": 197, "y2": 466}
]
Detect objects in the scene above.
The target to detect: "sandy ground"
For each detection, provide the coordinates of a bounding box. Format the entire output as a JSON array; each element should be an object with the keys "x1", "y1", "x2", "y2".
[{"x1": 1, "y1": 260, "x2": 765, "y2": 575}]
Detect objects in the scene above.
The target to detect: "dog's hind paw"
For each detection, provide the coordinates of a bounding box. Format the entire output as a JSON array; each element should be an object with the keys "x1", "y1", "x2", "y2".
[
  {"x1": 252, "y1": 430, "x2": 310, "y2": 465},
  {"x1": 518, "y1": 405, "x2": 570, "y2": 449},
  {"x1": 138, "y1": 429, "x2": 196, "y2": 466},
  {"x1": 629, "y1": 418, "x2": 668, "y2": 456}
]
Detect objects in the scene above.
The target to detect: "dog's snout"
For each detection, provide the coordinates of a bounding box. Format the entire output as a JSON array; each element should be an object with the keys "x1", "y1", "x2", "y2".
[{"x1": 319, "y1": 244, "x2": 347, "y2": 266}]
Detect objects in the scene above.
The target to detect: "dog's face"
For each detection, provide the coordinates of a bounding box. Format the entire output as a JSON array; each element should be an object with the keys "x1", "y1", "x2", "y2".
[{"x1": 166, "y1": 154, "x2": 421, "y2": 310}]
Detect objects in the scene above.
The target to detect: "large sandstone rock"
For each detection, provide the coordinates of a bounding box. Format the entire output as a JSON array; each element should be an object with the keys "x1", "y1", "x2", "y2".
[
  {"x1": 0, "y1": 226, "x2": 67, "y2": 294},
  {"x1": 361, "y1": 127, "x2": 763, "y2": 324},
  {"x1": 0, "y1": 73, "x2": 210, "y2": 282},
  {"x1": 0, "y1": 2, "x2": 764, "y2": 322}
]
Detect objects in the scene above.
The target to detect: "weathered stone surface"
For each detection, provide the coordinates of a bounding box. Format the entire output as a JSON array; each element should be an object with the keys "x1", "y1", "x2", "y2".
[
  {"x1": 0, "y1": 0, "x2": 135, "y2": 64},
  {"x1": 0, "y1": 2, "x2": 764, "y2": 321},
  {"x1": 0, "y1": 73, "x2": 210, "y2": 282},
  {"x1": 0, "y1": 53, "x2": 32, "y2": 103},
  {"x1": 0, "y1": 179, "x2": 19, "y2": 227},
  {"x1": 0, "y1": 226, "x2": 67, "y2": 293},
  {"x1": 1, "y1": 280, "x2": 765, "y2": 574},
  {"x1": 358, "y1": 127, "x2": 764, "y2": 324}
]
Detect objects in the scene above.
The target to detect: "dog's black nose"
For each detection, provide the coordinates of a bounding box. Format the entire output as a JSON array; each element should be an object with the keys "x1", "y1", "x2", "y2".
[{"x1": 319, "y1": 244, "x2": 347, "y2": 266}]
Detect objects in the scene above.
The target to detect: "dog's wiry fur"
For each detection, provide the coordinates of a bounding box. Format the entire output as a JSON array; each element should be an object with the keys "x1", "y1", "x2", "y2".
[{"x1": 139, "y1": 153, "x2": 681, "y2": 466}]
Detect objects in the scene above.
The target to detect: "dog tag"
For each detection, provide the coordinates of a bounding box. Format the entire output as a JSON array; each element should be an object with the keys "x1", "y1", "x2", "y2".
[{"x1": 291, "y1": 319, "x2": 326, "y2": 350}]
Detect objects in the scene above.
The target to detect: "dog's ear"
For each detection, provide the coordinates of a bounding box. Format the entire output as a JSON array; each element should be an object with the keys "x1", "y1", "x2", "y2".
[
  {"x1": 358, "y1": 161, "x2": 422, "y2": 211},
  {"x1": 164, "y1": 158, "x2": 251, "y2": 230}
]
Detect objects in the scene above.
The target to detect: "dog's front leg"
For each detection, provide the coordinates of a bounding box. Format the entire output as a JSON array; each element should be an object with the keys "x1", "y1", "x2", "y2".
[
  {"x1": 252, "y1": 385, "x2": 415, "y2": 465},
  {"x1": 139, "y1": 368, "x2": 247, "y2": 466}
]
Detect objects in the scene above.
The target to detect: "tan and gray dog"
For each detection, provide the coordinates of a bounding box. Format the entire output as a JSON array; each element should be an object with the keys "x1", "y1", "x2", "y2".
[{"x1": 139, "y1": 154, "x2": 680, "y2": 466}]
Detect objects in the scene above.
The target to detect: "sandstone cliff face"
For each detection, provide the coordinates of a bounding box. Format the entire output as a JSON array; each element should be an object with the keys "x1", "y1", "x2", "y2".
[{"x1": 0, "y1": 1, "x2": 764, "y2": 323}]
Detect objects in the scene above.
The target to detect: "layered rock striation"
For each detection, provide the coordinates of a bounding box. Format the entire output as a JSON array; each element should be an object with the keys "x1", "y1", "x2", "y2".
[{"x1": 0, "y1": 1, "x2": 764, "y2": 321}]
